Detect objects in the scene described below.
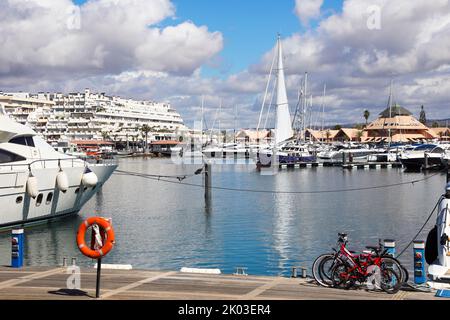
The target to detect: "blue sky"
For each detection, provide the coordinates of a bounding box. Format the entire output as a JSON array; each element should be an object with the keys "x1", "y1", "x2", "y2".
[{"x1": 72, "y1": 0, "x2": 343, "y2": 77}]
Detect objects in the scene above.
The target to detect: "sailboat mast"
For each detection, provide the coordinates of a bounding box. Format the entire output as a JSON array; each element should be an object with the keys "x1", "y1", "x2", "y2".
[
  {"x1": 321, "y1": 84, "x2": 326, "y2": 142},
  {"x1": 388, "y1": 79, "x2": 393, "y2": 148},
  {"x1": 302, "y1": 72, "x2": 308, "y2": 141},
  {"x1": 201, "y1": 95, "x2": 204, "y2": 145},
  {"x1": 274, "y1": 34, "x2": 293, "y2": 145}
]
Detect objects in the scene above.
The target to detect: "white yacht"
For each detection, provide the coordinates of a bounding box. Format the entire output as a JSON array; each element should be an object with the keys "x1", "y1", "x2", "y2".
[
  {"x1": 203, "y1": 143, "x2": 250, "y2": 158},
  {"x1": 0, "y1": 111, "x2": 117, "y2": 228},
  {"x1": 398, "y1": 144, "x2": 447, "y2": 170},
  {"x1": 317, "y1": 144, "x2": 381, "y2": 162}
]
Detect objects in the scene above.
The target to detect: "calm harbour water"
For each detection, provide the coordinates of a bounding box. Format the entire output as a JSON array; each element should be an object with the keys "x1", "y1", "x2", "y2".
[{"x1": 0, "y1": 157, "x2": 447, "y2": 276}]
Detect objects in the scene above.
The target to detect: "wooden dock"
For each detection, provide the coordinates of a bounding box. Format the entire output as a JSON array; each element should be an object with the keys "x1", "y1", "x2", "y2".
[
  {"x1": 0, "y1": 266, "x2": 439, "y2": 300},
  {"x1": 278, "y1": 162, "x2": 403, "y2": 170}
]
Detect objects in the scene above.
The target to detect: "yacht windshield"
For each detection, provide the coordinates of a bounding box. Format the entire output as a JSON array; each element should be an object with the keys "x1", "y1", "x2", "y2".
[
  {"x1": 414, "y1": 144, "x2": 437, "y2": 151},
  {"x1": 0, "y1": 149, "x2": 26, "y2": 164}
]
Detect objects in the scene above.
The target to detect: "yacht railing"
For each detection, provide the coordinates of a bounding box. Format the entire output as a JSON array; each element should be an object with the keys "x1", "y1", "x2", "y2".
[{"x1": 0, "y1": 156, "x2": 117, "y2": 172}]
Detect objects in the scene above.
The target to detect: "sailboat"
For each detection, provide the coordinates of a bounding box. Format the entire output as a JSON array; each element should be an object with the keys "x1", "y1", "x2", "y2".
[{"x1": 256, "y1": 35, "x2": 315, "y2": 168}]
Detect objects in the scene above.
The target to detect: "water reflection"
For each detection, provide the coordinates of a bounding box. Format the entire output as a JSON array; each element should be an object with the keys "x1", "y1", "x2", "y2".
[{"x1": 0, "y1": 158, "x2": 446, "y2": 276}]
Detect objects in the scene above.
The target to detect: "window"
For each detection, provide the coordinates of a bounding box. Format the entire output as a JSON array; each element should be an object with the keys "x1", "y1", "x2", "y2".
[
  {"x1": 0, "y1": 149, "x2": 26, "y2": 164},
  {"x1": 46, "y1": 193, "x2": 53, "y2": 205},
  {"x1": 36, "y1": 194, "x2": 43, "y2": 207},
  {"x1": 9, "y1": 136, "x2": 35, "y2": 147},
  {"x1": 16, "y1": 196, "x2": 23, "y2": 204}
]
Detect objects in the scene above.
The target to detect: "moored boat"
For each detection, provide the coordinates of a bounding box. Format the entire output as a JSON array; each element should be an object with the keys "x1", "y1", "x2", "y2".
[{"x1": 0, "y1": 112, "x2": 117, "y2": 228}]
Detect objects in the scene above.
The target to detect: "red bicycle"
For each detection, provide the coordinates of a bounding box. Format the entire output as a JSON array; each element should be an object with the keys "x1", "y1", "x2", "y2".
[{"x1": 331, "y1": 243, "x2": 401, "y2": 293}]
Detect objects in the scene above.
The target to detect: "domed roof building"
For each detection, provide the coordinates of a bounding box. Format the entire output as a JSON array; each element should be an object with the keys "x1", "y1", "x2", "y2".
[{"x1": 362, "y1": 104, "x2": 437, "y2": 143}]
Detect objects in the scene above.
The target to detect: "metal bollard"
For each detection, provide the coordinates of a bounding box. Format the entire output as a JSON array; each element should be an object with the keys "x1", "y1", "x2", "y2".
[
  {"x1": 11, "y1": 229, "x2": 24, "y2": 268},
  {"x1": 62, "y1": 257, "x2": 67, "y2": 267},
  {"x1": 300, "y1": 267, "x2": 307, "y2": 278},
  {"x1": 291, "y1": 267, "x2": 297, "y2": 278},
  {"x1": 384, "y1": 239, "x2": 396, "y2": 257},
  {"x1": 413, "y1": 241, "x2": 426, "y2": 284},
  {"x1": 71, "y1": 257, "x2": 77, "y2": 266}
]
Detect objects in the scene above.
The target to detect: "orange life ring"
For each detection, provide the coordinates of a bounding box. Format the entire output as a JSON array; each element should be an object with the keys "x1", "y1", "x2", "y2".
[{"x1": 77, "y1": 217, "x2": 115, "y2": 259}]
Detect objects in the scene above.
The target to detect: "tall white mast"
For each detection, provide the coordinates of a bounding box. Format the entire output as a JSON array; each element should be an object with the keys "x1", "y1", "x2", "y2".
[
  {"x1": 321, "y1": 84, "x2": 326, "y2": 142},
  {"x1": 274, "y1": 34, "x2": 293, "y2": 145},
  {"x1": 388, "y1": 79, "x2": 393, "y2": 147},
  {"x1": 201, "y1": 95, "x2": 204, "y2": 145}
]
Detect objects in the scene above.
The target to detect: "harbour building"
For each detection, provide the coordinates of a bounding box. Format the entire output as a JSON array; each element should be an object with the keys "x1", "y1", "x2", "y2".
[
  {"x1": 363, "y1": 104, "x2": 438, "y2": 143},
  {"x1": 0, "y1": 89, "x2": 187, "y2": 146}
]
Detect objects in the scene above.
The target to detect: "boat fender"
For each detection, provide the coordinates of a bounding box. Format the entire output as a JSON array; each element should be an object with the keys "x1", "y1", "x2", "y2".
[
  {"x1": 81, "y1": 168, "x2": 98, "y2": 187},
  {"x1": 425, "y1": 225, "x2": 438, "y2": 265},
  {"x1": 26, "y1": 175, "x2": 39, "y2": 199},
  {"x1": 56, "y1": 169, "x2": 69, "y2": 193}
]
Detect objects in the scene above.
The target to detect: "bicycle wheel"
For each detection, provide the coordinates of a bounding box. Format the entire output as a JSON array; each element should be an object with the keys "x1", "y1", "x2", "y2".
[
  {"x1": 331, "y1": 262, "x2": 355, "y2": 290},
  {"x1": 380, "y1": 268, "x2": 401, "y2": 294},
  {"x1": 380, "y1": 256, "x2": 408, "y2": 284},
  {"x1": 312, "y1": 253, "x2": 334, "y2": 287},
  {"x1": 319, "y1": 255, "x2": 342, "y2": 287}
]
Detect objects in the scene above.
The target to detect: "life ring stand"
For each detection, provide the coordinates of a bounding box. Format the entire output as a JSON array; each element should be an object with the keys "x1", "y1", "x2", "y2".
[{"x1": 77, "y1": 217, "x2": 115, "y2": 259}]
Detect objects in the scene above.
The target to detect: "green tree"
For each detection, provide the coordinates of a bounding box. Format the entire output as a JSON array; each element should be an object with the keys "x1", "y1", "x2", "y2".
[
  {"x1": 140, "y1": 124, "x2": 152, "y2": 153},
  {"x1": 101, "y1": 131, "x2": 110, "y2": 141},
  {"x1": 356, "y1": 130, "x2": 364, "y2": 142},
  {"x1": 325, "y1": 130, "x2": 331, "y2": 143},
  {"x1": 363, "y1": 110, "x2": 370, "y2": 126},
  {"x1": 419, "y1": 105, "x2": 427, "y2": 124},
  {"x1": 333, "y1": 125, "x2": 342, "y2": 130}
]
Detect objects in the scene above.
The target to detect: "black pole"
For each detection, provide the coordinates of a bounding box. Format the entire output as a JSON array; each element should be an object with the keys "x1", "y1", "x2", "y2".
[{"x1": 96, "y1": 258, "x2": 102, "y2": 298}]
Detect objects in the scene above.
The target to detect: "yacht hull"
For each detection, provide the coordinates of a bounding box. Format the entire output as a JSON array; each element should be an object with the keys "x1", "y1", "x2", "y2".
[
  {"x1": 0, "y1": 163, "x2": 117, "y2": 229},
  {"x1": 399, "y1": 157, "x2": 443, "y2": 171}
]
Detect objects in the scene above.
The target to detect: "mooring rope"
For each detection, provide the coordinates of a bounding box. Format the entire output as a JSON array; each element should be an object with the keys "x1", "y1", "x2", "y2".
[
  {"x1": 113, "y1": 169, "x2": 445, "y2": 195},
  {"x1": 397, "y1": 195, "x2": 445, "y2": 258}
]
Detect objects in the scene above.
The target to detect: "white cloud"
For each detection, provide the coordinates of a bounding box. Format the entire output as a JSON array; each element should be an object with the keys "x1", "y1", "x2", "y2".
[
  {"x1": 0, "y1": 0, "x2": 223, "y2": 78},
  {"x1": 294, "y1": 0, "x2": 324, "y2": 25},
  {"x1": 1, "y1": 0, "x2": 450, "y2": 128}
]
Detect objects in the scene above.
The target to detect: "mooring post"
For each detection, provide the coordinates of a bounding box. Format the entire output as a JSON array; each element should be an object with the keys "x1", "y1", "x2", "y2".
[
  {"x1": 204, "y1": 161, "x2": 211, "y2": 199},
  {"x1": 384, "y1": 239, "x2": 396, "y2": 257},
  {"x1": 413, "y1": 241, "x2": 426, "y2": 284},
  {"x1": 342, "y1": 152, "x2": 346, "y2": 165},
  {"x1": 11, "y1": 229, "x2": 24, "y2": 268},
  {"x1": 424, "y1": 152, "x2": 429, "y2": 170}
]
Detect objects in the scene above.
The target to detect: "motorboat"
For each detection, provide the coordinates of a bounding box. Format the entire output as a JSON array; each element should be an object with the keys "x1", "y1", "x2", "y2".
[
  {"x1": 317, "y1": 144, "x2": 381, "y2": 163},
  {"x1": 0, "y1": 112, "x2": 117, "y2": 228},
  {"x1": 398, "y1": 144, "x2": 446, "y2": 170},
  {"x1": 203, "y1": 143, "x2": 250, "y2": 159}
]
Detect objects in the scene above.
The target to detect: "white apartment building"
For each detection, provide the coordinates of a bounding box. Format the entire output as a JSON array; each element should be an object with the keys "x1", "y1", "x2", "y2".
[{"x1": 0, "y1": 89, "x2": 187, "y2": 145}]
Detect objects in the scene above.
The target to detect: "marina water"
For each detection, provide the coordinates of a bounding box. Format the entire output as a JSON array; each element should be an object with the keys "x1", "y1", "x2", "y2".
[{"x1": 0, "y1": 158, "x2": 446, "y2": 276}]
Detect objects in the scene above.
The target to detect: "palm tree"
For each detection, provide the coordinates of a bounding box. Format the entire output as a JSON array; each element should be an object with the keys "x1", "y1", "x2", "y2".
[
  {"x1": 363, "y1": 110, "x2": 370, "y2": 126},
  {"x1": 356, "y1": 130, "x2": 364, "y2": 142},
  {"x1": 101, "y1": 131, "x2": 110, "y2": 141},
  {"x1": 140, "y1": 124, "x2": 151, "y2": 153},
  {"x1": 325, "y1": 130, "x2": 331, "y2": 143}
]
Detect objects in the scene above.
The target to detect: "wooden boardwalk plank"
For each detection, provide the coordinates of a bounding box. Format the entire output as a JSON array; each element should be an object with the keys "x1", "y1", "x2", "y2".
[{"x1": 0, "y1": 267, "x2": 438, "y2": 300}]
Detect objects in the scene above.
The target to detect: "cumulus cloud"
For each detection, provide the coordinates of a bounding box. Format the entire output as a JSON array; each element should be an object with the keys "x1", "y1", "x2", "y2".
[
  {"x1": 1, "y1": 0, "x2": 450, "y2": 128},
  {"x1": 294, "y1": 0, "x2": 324, "y2": 25},
  {"x1": 0, "y1": 0, "x2": 223, "y2": 80}
]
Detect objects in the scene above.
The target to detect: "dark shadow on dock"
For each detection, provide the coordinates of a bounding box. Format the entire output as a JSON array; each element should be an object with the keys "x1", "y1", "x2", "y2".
[{"x1": 48, "y1": 288, "x2": 91, "y2": 297}]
